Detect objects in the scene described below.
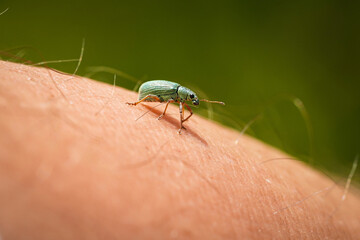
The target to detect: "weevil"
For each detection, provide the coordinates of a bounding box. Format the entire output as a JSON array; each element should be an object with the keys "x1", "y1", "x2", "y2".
[{"x1": 126, "y1": 80, "x2": 225, "y2": 134}]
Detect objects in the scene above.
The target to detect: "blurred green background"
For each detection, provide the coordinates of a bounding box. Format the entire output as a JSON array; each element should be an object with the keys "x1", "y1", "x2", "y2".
[{"x1": 1, "y1": 0, "x2": 359, "y2": 181}]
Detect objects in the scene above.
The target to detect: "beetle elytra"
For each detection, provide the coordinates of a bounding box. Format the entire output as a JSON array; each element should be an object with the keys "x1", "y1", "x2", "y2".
[{"x1": 126, "y1": 80, "x2": 225, "y2": 134}]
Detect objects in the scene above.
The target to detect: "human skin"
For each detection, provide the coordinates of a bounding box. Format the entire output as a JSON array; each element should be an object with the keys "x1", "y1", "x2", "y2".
[{"x1": 0, "y1": 61, "x2": 359, "y2": 239}]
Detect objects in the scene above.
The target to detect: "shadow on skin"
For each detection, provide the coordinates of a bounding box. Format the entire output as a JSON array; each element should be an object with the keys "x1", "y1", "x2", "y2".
[{"x1": 141, "y1": 104, "x2": 208, "y2": 146}]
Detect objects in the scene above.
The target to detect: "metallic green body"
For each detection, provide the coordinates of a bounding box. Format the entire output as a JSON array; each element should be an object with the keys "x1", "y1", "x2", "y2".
[
  {"x1": 138, "y1": 80, "x2": 199, "y2": 105},
  {"x1": 128, "y1": 80, "x2": 223, "y2": 134}
]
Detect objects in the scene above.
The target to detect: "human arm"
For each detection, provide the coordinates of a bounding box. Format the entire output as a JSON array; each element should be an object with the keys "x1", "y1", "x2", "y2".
[{"x1": 0, "y1": 61, "x2": 359, "y2": 239}]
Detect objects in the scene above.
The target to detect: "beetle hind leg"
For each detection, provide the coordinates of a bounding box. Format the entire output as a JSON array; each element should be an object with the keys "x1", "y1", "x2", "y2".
[{"x1": 126, "y1": 95, "x2": 161, "y2": 106}]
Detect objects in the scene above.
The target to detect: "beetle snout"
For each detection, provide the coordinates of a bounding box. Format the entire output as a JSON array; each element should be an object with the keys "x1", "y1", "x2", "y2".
[{"x1": 193, "y1": 99, "x2": 199, "y2": 105}]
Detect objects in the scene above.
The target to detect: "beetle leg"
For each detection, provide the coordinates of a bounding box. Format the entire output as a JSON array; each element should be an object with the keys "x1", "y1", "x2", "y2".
[
  {"x1": 178, "y1": 102, "x2": 186, "y2": 134},
  {"x1": 157, "y1": 100, "x2": 172, "y2": 120},
  {"x1": 126, "y1": 95, "x2": 161, "y2": 106},
  {"x1": 182, "y1": 103, "x2": 193, "y2": 123},
  {"x1": 182, "y1": 103, "x2": 185, "y2": 120}
]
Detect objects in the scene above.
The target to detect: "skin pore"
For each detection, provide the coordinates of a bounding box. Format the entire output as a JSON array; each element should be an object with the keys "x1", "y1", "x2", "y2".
[{"x1": 0, "y1": 61, "x2": 359, "y2": 239}]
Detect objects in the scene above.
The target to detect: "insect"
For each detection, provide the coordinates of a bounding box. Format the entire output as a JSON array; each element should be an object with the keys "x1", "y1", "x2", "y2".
[{"x1": 126, "y1": 80, "x2": 225, "y2": 134}]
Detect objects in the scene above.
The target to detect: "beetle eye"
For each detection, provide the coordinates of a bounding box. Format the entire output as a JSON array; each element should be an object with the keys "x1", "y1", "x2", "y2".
[{"x1": 190, "y1": 94, "x2": 194, "y2": 99}]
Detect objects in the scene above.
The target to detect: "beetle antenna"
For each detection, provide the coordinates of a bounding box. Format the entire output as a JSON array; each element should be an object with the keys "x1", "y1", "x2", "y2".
[{"x1": 200, "y1": 99, "x2": 225, "y2": 105}]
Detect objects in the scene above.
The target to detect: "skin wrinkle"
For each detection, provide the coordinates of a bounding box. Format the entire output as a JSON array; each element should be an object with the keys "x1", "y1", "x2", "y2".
[
  {"x1": 161, "y1": 163, "x2": 236, "y2": 239},
  {"x1": 127, "y1": 127, "x2": 237, "y2": 236},
  {"x1": 186, "y1": 139, "x2": 246, "y2": 237},
  {"x1": 0, "y1": 61, "x2": 360, "y2": 239}
]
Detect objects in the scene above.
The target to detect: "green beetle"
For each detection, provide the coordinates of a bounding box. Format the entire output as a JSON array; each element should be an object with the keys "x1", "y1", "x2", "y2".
[{"x1": 126, "y1": 80, "x2": 225, "y2": 134}]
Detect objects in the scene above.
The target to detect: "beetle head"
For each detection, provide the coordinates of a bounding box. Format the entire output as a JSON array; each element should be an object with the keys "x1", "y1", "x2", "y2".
[{"x1": 178, "y1": 86, "x2": 199, "y2": 105}]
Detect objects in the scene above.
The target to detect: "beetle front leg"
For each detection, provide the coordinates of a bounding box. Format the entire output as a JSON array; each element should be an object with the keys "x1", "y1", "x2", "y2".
[
  {"x1": 178, "y1": 102, "x2": 186, "y2": 134},
  {"x1": 182, "y1": 103, "x2": 193, "y2": 123}
]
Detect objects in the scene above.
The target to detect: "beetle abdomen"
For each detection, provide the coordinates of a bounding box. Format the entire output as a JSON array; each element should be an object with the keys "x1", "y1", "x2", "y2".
[{"x1": 138, "y1": 80, "x2": 180, "y2": 102}]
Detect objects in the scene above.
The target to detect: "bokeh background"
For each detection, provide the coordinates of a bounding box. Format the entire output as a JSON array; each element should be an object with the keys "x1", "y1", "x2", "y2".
[{"x1": 1, "y1": 0, "x2": 359, "y2": 182}]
